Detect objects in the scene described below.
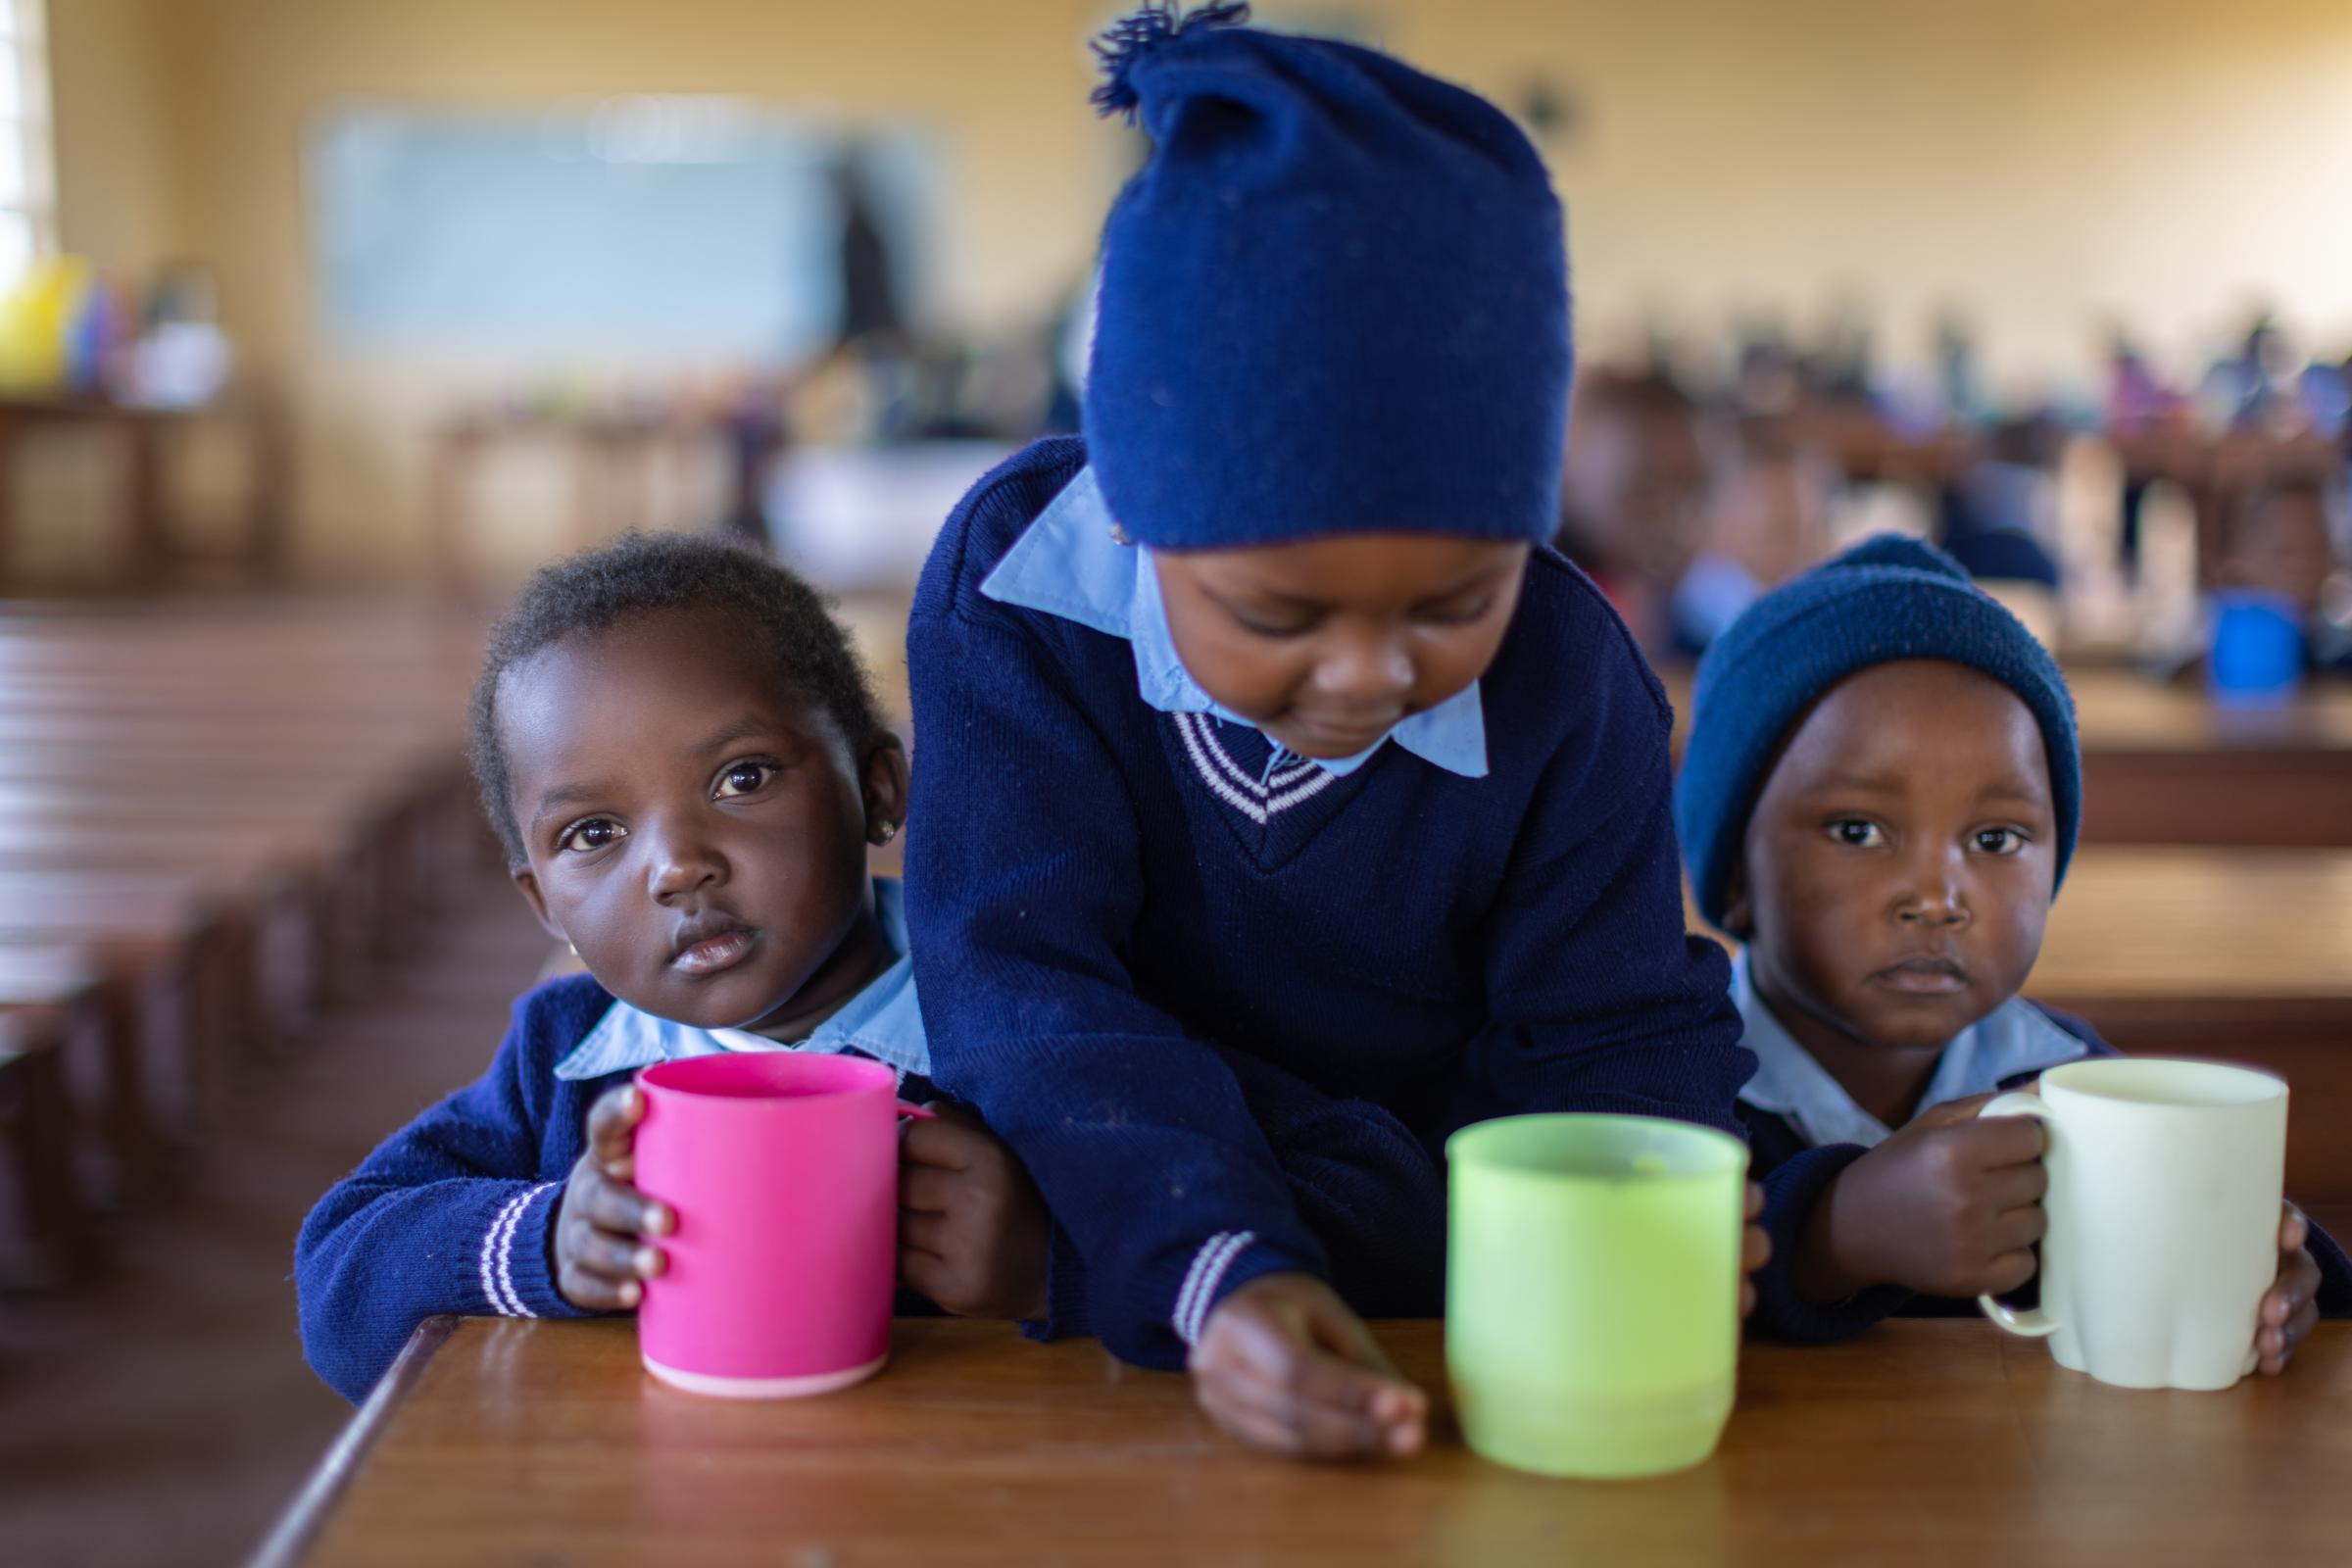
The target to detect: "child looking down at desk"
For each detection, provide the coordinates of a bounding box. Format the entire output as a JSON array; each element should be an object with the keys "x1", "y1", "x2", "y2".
[
  {"x1": 905, "y1": 3, "x2": 1765, "y2": 1460},
  {"x1": 1676, "y1": 534, "x2": 2352, "y2": 1355}
]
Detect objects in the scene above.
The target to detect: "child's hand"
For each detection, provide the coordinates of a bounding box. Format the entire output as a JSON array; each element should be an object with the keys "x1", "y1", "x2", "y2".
[
  {"x1": 1189, "y1": 1271, "x2": 1427, "y2": 1461},
  {"x1": 1795, "y1": 1092, "x2": 2047, "y2": 1302},
  {"x1": 2257, "y1": 1202, "x2": 2323, "y2": 1376},
  {"x1": 898, "y1": 1103, "x2": 1050, "y2": 1320},
  {"x1": 553, "y1": 1084, "x2": 671, "y2": 1312},
  {"x1": 1742, "y1": 1179, "x2": 1770, "y2": 1317}
]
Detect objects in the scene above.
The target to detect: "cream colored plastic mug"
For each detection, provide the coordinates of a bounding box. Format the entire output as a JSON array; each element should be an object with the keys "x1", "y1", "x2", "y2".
[{"x1": 1975, "y1": 1057, "x2": 2285, "y2": 1391}]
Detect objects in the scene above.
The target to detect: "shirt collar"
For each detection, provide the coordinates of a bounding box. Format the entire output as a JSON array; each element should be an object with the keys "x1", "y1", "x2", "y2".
[
  {"x1": 978, "y1": 465, "x2": 1489, "y2": 780},
  {"x1": 553, "y1": 878, "x2": 928, "y2": 1083},
  {"x1": 1730, "y1": 949, "x2": 2091, "y2": 1150}
]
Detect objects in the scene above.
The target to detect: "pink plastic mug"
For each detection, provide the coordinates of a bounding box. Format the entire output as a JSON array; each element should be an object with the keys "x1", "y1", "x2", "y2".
[{"x1": 632, "y1": 1053, "x2": 930, "y2": 1398}]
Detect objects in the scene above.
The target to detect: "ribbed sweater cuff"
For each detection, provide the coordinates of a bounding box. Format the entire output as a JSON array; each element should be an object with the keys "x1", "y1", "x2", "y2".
[
  {"x1": 1749, "y1": 1144, "x2": 1913, "y2": 1344},
  {"x1": 1169, "y1": 1230, "x2": 1326, "y2": 1348},
  {"x1": 467, "y1": 1180, "x2": 590, "y2": 1320}
]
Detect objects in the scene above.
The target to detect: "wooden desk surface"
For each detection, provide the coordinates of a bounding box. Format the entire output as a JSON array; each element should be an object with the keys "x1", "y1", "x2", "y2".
[
  {"x1": 270, "y1": 1316, "x2": 2352, "y2": 1568},
  {"x1": 2060, "y1": 668, "x2": 2352, "y2": 753},
  {"x1": 2035, "y1": 847, "x2": 2352, "y2": 1004}
]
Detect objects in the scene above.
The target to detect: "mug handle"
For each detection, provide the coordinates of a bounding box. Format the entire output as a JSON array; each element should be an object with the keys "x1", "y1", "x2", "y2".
[
  {"x1": 1975, "y1": 1090, "x2": 2058, "y2": 1338},
  {"x1": 896, "y1": 1101, "x2": 937, "y2": 1121}
]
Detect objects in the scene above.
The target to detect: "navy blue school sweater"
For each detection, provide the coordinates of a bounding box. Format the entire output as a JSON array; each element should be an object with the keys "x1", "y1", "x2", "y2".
[
  {"x1": 294, "y1": 974, "x2": 938, "y2": 1403},
  {"x1": 906, "y1": 436, "x2": 1755, "y2": 1370},
  {"x1": 1746, "y1": 1004, "x2": 2352, "y2": 1343}
]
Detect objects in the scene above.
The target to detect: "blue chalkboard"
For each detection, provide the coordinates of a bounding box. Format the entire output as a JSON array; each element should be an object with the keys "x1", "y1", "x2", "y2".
[{"x1": 307, "y1": 101, "x2": 934, "y2": 357}]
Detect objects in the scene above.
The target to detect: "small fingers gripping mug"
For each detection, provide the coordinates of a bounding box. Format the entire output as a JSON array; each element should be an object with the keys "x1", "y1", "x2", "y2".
[
  {"x1": 633, "y1": 1053, "x2": 932, "y2": 1398},
  {"x1": 1976, "y1": 1057, "x2": 2286, "y2": 1391}
]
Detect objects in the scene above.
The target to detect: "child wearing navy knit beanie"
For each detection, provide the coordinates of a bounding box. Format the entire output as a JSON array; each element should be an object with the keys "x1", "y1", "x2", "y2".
[
  {"x1": 1678, "y1": 533, "x2": 2349, "y2": 1351},
  {"x1": 906, "y1": 3, "x2": 1762, "y2": 1459}
]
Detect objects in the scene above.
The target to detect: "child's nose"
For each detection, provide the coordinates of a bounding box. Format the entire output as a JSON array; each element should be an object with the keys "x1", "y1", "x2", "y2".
[
  {"x1": 646, "y1": 826, "x2": 727, "y2": 903},
  {"x1": 1311, "y1": 629, "x2": 1415, "y2": 705},
  {"x1": 1893, "y1": 845, "x2": 1970, "y2": 927}
]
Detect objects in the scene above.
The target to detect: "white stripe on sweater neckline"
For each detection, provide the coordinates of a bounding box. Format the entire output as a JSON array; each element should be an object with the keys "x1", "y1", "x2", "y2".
[{"x1": 1174, "y1": 711, "x2": 1340, "y2": 824}]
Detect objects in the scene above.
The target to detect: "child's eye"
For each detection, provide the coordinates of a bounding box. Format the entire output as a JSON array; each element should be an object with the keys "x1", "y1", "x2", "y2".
[
  {"x1": 559, "y1": 818, "x2": 627, "y2": 854},
  {"x1": 1827, "y1": 818, "x2": 1884, "y2": 848},
  {"x1": 1972, "y1": 827, "x2": 2028, "y2": 856},
  {"x1": 1417, "y1": 597, "x2": 1495, "y2": 627},
  {"x1": 714, "y1": 760, "x2": 777, "y2": 799},
  {"x1": 1231, "y1": 611, "x2": 1319, "y2": 639}
]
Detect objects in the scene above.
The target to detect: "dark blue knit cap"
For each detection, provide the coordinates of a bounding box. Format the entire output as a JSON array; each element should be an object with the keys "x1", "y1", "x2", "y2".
[
  {"x1": 1675, "y1": 534, "x2": 2082, "y2": 932},
  {"x1": 1083, "y1": 3, "x2": 1571, "y2": 550}
]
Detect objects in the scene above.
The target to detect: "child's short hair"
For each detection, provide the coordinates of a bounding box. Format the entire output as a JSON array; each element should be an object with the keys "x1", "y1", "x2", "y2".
[
  {"x1": 466, "y1": 532, "x2": 888, "y2": 864},
  {"x1": 1674, "y1": 533, "x2": 2081, "y2": 932}
]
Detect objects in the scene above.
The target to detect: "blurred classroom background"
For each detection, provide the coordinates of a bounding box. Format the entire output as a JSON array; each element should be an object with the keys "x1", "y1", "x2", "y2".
[{"x1": 2, "y1": 1, "x2": 2350, "y2": 1562}]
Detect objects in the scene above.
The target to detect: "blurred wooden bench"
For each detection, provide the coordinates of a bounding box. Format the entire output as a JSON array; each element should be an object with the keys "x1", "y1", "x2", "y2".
[
  {"x1": 0, "y1": 601, "x2": 485, "y2": 1277},
  {"x1": 2065, "y1": 668, "x2": 2352, "y2": 849},
  {"x1": 0, "y1": 975, "x2": 101, "y2": 1287}
]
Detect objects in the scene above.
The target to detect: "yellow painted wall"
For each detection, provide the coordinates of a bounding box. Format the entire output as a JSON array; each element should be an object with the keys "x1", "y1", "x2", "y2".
[
  {"x1": 49, "y1": 0, "x2": 182, "y2": 281},
  {"x1": 40, "y1": 0, "x2": 2352, "y2": 583}
]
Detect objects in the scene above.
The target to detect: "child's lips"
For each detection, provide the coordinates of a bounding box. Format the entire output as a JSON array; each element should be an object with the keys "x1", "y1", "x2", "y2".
[
  {"x1": 1875, "y1": 956, "x2": 1969, "y2": 995},
  {"x1": 1290, "y1": 710, "x2": 1402, "y2": 752},
  {"x1": 672, "y1": 927, "x2": 757, "y2": 977}
]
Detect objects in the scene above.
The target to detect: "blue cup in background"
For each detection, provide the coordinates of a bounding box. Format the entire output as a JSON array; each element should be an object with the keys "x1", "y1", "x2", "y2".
[{"x1": 2208, "y1": 590, "x2": 2306, "y2": 706}]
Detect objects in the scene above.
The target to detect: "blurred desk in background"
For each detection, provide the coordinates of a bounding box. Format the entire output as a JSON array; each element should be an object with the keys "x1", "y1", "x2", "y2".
[
  {"x1": 2034, "y1": 846, "x2": 2352, "y2": 1045},
  {"x1": 427, "y1": 407, "x2": 755, "y2": 597},
  {"x1": 2030, "y1": 846, "x2": 2352, "y2": 1202},
  {"x1": 2064, "y1": 669, "x2": 2352, "y2": 848},
  {"x1": 2112, "y1": 427, "x2": 2349, "y2": 576},
  {"x1": 0, "y1": 391, "x2": 288, "y2": 592}
]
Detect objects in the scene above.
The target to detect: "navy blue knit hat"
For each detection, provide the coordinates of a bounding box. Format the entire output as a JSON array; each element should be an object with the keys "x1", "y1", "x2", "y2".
[
  {"x1": 1082, "y1": 3, "x2": 1571, "y2": 550},
  {"x1": 1676, "y1": 534, "x2": 2082, "y2": 932}
]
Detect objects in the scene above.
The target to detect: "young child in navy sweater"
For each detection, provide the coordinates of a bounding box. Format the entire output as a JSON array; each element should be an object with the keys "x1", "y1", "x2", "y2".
[
  {"x1": 297, "y1": 535, "x2": 1047, "y2": 1402},
  {"x1": 906, "y1": 5, "x2": 1765, "y2": 1460},
  {"x1": 1677, "y1": 534, "x2": 2352, "y2": 1352}
]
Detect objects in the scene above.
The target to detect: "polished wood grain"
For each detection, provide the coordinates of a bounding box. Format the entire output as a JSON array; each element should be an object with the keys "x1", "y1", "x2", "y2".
[
  {"x1": 280, "y1": 1316, "x2": 2352, "y2": 1568},
  {"x1": 2060, "y1": 668, "x2": 2352, "y2": 753},
  {"x1": 2064, "y1": 670, "x2": 2352, "y2": 849},
  {"x1": 2034, "y1": 848, "x2": 2352, "y2": 1008}
]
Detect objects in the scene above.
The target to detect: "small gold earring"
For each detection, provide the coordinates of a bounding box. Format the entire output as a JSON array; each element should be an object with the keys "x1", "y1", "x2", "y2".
[{"x1": 877, "y1": 821, "x2": 899, "y2": 844}]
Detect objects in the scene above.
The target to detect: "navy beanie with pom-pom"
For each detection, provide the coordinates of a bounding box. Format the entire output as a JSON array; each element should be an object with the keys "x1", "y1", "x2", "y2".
[
  {"x1": 1675, "y1": 534, "x2": 2082, "y2": 932},
  {"x1": 1082, "y1": 3, "x2": 1571, "y2": 550}
]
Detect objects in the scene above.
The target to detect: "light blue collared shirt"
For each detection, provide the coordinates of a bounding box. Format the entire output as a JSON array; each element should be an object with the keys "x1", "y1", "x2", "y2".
[
  {"x1": 552, "y1": 878, "x2": 929, "y2": 1084},
  {"x1": 978, "y1": 466, "x2": 1489, "y2": 781},
  {"x1": 1730, "y1": 949, "x2": 2092, "y2": 1150}
]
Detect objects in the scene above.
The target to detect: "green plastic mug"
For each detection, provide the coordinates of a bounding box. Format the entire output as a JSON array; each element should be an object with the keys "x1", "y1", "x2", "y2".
[{"x1": 1446, "y1": 1113, "x2": 1749, "y2": 1479}]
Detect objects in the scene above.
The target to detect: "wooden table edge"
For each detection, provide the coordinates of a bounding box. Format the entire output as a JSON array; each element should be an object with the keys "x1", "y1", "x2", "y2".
[{"x1": 246, "y1": 1315, "x2": 458, "y2": 1568}]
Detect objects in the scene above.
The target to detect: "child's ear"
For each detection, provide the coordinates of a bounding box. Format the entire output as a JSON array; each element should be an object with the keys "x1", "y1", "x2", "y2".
[
  {"x1": 1721, "y1": 868, "x2": 1755, "y2": 941},
  {"x1": 861, "y1": 733, "x2": 910, "y2": 847},
  {"x1": 510, "y1": 864, "x2": 570, "y2": 946}
]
